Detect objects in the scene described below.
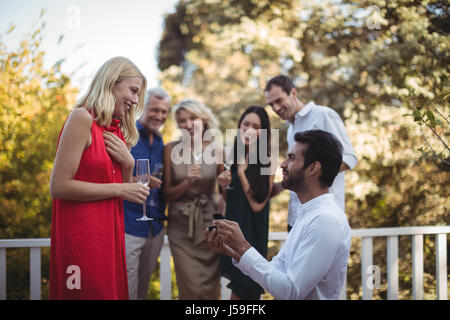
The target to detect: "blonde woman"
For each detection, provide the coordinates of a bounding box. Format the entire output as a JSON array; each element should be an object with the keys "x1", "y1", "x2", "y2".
[
  {"x1": 163, "y1": 99, "x2": 223, "y2": 299},
  {"x1": 49, "y1": 57, "x2": 150, "y2": 299}
]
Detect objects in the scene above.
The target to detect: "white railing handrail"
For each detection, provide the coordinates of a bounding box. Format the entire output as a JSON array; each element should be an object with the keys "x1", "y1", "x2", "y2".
[
  {"x1": 0, "y1": 225, "x2": 448, "y2": 300},
  {"x1": 2, "y1": 225, "x2": 448, "y2": 248},
  {"x1": 0, "y1": 239, "x2": 51, "y2": 248},
  {"x1": 351, "y1": 225, "x2": 450, "y2": 237}
]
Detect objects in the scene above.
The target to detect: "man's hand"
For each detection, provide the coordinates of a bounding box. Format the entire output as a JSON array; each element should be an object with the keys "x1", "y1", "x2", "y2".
[
  {"x1": 204, "y1": 219, "x2": 252, "y2": 262},
  {"x1": 204, "y1": 227, "x2": 237, "y2": 258},
  {"x1": 149, "y1": 176, "x2": 162, "y2": 189},
  {"x1": 132, "y1": 175, "x2": 162, "y2": 189}
]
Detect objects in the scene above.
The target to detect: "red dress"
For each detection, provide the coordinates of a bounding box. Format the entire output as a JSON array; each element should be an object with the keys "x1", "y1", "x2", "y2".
[{"x1": 50, "y1": 116, "x2": 129, "y2": 300}]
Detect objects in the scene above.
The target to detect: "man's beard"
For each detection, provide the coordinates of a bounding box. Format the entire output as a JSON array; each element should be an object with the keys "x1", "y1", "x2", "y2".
[{"x1": 281, "y1": 168, "x2": 305, "y2": 192}]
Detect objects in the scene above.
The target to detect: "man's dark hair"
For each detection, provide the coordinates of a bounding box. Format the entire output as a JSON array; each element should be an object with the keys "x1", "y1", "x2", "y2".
[
  {"x1": 264, "y1": 75, "x2": 296, "y2": 95},
  {"x1": 294, "y1": 130, "x2": 343, "y2": 187}
]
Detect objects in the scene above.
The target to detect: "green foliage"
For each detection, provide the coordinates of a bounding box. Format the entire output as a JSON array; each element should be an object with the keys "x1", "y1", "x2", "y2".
[
  {"x1": 158, "y1": 0, "x2": 449, "y2": 163},
  {"x1": 0, "y1": 18, "x2": 78, "y2": 298},
  {"x1": 403, "y1": 89, "x2": 450, "y2": 169}
]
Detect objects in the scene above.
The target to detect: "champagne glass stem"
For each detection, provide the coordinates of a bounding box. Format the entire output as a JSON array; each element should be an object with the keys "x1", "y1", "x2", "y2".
[
  {"x1": 136, "y1": 158, "x2": 153, "y2": 221},
  {"x1": 224, "y1": 164, "x2": 233, "y2": 190},
  {"x1": 142, "y1": 202, "x2": 147, "y2": 218}
]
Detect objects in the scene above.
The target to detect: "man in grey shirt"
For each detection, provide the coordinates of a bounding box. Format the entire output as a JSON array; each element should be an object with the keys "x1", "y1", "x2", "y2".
[{"x1": 265, "y1": 75, "x2": 357, "y2": 231}]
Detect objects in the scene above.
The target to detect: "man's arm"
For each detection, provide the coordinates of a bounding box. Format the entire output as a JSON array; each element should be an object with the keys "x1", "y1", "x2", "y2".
[
  {"x1": 242, "y1": 214, "x2": 341, "y2": 299},
  {"x1": 322, "y1": 109, "x2": 358, "y2": 171},
  {"x1": 270, "y1": 182, "x2": 284, "y2": 198},
  {"x1": 208, "y1": 216, "x2": 341, "y2": 299}
]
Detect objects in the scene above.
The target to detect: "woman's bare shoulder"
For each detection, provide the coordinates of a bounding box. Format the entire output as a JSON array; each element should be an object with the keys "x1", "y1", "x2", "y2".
[{"x1": 67, "y1": 108, "x2": 93, "y2": 127}]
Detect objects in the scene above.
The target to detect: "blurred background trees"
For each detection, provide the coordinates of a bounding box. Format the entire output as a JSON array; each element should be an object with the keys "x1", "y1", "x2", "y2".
[
  {"x1": 158, "y1": 0, "x2": 449, "y2": 164},
  {"x1": 0, "y1": 0, "x2": 448, "y2": 299},
  {"x1": 0, "y1": 17, "x2": 79, "y2": 298}
]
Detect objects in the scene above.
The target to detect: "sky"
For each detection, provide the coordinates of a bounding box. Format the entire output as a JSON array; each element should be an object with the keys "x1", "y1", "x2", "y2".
[{"x1": 0, "y1": 0, "x2": 179, "y2": 95}]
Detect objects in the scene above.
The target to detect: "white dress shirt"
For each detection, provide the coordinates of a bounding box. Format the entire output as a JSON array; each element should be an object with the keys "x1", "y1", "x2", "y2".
[
  {"x1": 287, "y1": 101, "x2": 358, "y2": 226},
  {"x1": 233, "y1": 193, "x2": 351, "y2": 300}
]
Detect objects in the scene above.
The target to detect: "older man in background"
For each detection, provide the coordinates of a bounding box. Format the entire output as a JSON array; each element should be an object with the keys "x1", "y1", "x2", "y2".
[{"x1": 123, "y1": 87, "x2": 171, "y2": 300}]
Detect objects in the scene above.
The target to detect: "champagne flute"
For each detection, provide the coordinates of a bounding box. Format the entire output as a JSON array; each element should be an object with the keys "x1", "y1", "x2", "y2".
[
  {"x1": 223, "y1": 162, "x2": 234, "y2": 190},
  {"x1": 152, "y1": 163, "x2": 163, "y2": 179},
  {"x1": 193, "y1": 150, "x2": 202, "y2": 163},
  {"x1": 224, "y1": 146, "x2": 234, "y2": 190},
  {"x1": 136, "y1": 159, "x2": 153, "y2": 221},
  {"x1": 150, "y1": 163, "x2": 163, "y2": 207},
  {"x1": 191, "y1": 150, "x2": 202, "y2": 180}
]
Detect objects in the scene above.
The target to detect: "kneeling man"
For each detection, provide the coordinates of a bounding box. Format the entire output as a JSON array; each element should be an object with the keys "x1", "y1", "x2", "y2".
[{"x1": 205, "y1": 130, "x2": 351, "y2": 300}]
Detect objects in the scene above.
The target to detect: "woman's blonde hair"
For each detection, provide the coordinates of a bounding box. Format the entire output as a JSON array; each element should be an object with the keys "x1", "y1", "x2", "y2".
[
  {"x1": 172, "y1": 98, "x2": 218, "y2": 131},
  {"x1": 74, "y1": 56, "x2": 147, "y2": 146}
]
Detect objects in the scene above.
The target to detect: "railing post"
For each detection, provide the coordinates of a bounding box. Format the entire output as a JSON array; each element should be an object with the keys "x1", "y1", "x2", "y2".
[
  {"x1": 338, "y1": 270, "x2": 347, "y2": 300},
  {"x1": 387, "y1": 236, "x2": 399, "y2": 300},
  {"x1": 159, "y1": 235, "x2": 172, "y2": 300},
  {"x1": 29, "y1": 247, "x2": 41, "y2": 300},
  {"x1": 436, "y1": 233, "x2": 447, "y2": 300},
  {"x1": 412, "y1": 234, "x2": 423, "y2": 300},
  {"x1": 0, "y1": 248, "x2": 6, "y2": 300},
  {"x1": 361, "y1": 237, "x2": 373, "y2": 300},
  {"x1": 220, "y1": 277, "x2": 231, "y2": 300}
]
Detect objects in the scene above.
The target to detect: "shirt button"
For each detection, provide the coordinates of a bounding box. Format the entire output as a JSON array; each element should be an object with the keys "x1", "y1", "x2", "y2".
[{"x1": 113, "y1": 170, "x2": 116, "y2": 174}]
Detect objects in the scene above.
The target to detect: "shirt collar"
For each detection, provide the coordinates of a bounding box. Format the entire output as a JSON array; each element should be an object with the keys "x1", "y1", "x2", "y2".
[
  {"x1": 136, "y1": 120, "x2": 162, "y2": 139},
  {"x1": 287, "y1": 101, "x2": 315, "y2": 125},
  {"x1": 297, "y1": 101, "x2": 315, "y2": 117},
  {"x1": 296, "y1": 193, "x2": 334, "y2": 220}
]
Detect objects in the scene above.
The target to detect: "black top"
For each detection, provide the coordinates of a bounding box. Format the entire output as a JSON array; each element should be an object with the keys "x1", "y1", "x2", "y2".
[{"x1": 220, "y1": 169, "x2": 270, "y2": 298}]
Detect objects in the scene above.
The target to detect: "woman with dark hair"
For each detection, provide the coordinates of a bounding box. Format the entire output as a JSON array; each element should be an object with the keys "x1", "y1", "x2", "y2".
[{"x1": 218, "y1": 106, "x2": 275, "y2": 300}]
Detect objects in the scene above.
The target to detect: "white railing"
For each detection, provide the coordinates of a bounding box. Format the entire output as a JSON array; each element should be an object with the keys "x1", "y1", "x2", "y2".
[
  {"x1": 0, "y1": 238, "x2": 50, "y2": 300},
  {"x1": 351, "y1": 226, "x2": 449, "y2": 300},
  {"x1": 0, "y1": 226, "x2": 448, "y2": 300}
]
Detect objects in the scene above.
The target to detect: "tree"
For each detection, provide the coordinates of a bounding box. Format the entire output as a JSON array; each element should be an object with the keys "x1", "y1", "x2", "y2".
[
  {"x1": 158, "y1": 0, "x2": 449, "y2": 164},
  {"x1": 0, "y1": 14, "x2": 79, "y2": 298}
]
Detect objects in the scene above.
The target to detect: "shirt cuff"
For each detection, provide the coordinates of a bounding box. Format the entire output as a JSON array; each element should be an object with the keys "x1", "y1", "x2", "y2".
[
  {"x1": 232, "y1": 247, "x2": 263, "y2": 276},
  {"x1": 343, "y1": 154, "x2": 357, "y2": 170}
]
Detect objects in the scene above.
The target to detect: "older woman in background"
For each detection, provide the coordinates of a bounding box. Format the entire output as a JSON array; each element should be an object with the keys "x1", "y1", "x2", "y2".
[{"x1": 163, "y1": 99, "x2": 224, "y2": 299}]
